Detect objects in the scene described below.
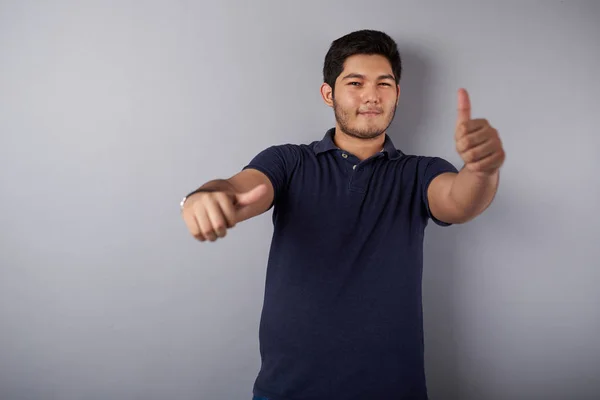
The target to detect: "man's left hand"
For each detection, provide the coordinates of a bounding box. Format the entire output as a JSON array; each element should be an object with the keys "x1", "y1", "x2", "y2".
[{"x1": 454, "y1": 88, "x2": 505, "y2": 176}]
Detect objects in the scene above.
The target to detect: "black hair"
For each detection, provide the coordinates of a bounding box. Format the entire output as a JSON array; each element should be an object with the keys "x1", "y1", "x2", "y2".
[{"x1": 323, "y1": 30, "x2": 402, "y2": 94}]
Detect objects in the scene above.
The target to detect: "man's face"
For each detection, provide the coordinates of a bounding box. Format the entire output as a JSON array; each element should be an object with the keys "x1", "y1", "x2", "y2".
[{"x1": 324, "y1": 54, "x2": 400, "y2": 140}]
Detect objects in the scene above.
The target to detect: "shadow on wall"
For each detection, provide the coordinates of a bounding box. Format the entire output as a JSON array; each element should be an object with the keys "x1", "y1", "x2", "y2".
[{"x1": 387, "y1": 43, "x2": 461, "y2": 399}]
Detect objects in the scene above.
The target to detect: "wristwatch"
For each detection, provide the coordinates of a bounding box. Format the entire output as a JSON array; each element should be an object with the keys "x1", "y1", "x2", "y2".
[
  {"x1": 180, "y1": 190, "x2": 198, "y2": 212},
  {"x1": 180, "y1": 188, "x2": 211, "y2": 212},
  {"x1": 179, "y1": 195, "x2": 189, "y2": 212}
]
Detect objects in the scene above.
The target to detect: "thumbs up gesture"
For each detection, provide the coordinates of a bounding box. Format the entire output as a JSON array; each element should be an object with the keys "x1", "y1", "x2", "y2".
[
  {"x1": 182, "y1": 184, "x2": 269, "y2": 242},
  {"x1": 455, "y1": 88, "x2": 505, "y2": 176}
]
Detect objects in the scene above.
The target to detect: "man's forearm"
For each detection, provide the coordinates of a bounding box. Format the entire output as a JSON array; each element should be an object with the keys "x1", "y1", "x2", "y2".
[
  {"x1": 182, "y1": 180, "x2": 235, "y2": 208},
  {"x1": 198, "y1": 179, "x2": 235, "y2": 192},
  {"x1": 448, "y1": 167, "x2": 500, "y2": 222},
  {"x1": 186, "y1": 179, "x2": 235, "y2": 197}
]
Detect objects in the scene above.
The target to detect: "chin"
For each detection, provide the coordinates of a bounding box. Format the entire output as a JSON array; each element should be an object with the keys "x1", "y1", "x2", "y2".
[
  {"x1": 337, "y1": 118, "x2": 389, "y2": 139},
  {"x1": 359, "y1": 123, "x2": 386, "y2": 136},
  {"x1": 348, "y1": 129, "x2": 385, "y2": 140}
]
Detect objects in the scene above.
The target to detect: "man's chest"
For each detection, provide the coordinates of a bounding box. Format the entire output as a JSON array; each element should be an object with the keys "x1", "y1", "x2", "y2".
[{"x1": 274, "y1": 159, "x2": 427, "y2": 244}]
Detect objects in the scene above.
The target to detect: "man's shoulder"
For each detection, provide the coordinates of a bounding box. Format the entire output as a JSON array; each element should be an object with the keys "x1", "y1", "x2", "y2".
[
  {"x1": 245, "y1": 139, "x2": 318, "y2": 170},
  {"x1": 259, "y1": 137, "x2": 321, "y2": 157}
]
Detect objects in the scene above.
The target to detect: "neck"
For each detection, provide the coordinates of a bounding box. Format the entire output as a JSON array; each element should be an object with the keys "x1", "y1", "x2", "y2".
[{"x1": 333, "y1": 126, "x2": 386, "y2": 161}]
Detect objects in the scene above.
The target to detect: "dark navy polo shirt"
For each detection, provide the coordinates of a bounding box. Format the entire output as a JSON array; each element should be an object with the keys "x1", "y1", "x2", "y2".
[{"x1": 243, "y1": 128, "x2": 458, "y2": 400}]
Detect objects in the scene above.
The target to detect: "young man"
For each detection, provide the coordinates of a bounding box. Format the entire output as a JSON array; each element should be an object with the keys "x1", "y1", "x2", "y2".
[{"x1": 181, "y1": 30, "x2": 504, "y2": 400}]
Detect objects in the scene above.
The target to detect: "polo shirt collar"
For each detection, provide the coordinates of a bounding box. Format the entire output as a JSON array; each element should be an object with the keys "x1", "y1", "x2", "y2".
[{"x1": 314, "y1": 127, "x2": 403, "y2": 160}]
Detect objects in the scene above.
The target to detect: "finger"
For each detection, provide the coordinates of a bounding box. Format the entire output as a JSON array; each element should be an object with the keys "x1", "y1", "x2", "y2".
[
  {"x1": 467, "y1": 149, "x2": 505, "y2": 173},
  {"x1": 182, "y1": 211, "x2": 206, "y2": 241},
  {"x1": 456, "y1": 88, "x2": 471, "y2": 127},
  {"x1": 204, "y1": 199, "x2": 228, "y2": 238},
  {"x1": 456, "y1": 127, "x2": 492, "y2": 153},
  {"x1": 462, "y1": 139, "x2": 499, "y2": 164},
  {"x1": 215, "y1": 193, "x2": 237, "y2": 228},
  {"x1": 455, "y1": 118, "x2": 488, "y2": 141},
  {"x1": 464, "y1": 119, "x2": 489, "y2": 133},
  {"x1": 235, "y1": 184, "x2": 268, "y2": 207},
  {"x1": 195, "y1": 205, "x2": 218, "y2": 242}
]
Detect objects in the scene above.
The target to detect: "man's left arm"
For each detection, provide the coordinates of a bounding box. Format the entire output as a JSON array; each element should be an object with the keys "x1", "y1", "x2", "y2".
[{"x1": 428, "y1": 88, "x2": 506, "y2": 224}]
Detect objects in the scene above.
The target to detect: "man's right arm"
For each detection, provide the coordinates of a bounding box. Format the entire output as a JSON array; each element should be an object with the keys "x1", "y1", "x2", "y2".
[{"x1": 181, "y1": 168, "x2": 274, "y2": 242}]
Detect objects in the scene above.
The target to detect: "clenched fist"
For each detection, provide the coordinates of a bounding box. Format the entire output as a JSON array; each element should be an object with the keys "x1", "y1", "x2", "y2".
[
  {"x1": 455, "y1": 88, "x2": 505, "y2": 176},
  {"x1": 182, "y1": 184, "x2": 268, "y2": 242}
]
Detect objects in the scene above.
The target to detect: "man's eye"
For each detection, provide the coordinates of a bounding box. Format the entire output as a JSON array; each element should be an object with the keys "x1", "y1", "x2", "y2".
[
  {"x1": 379, "y1": 83, "x2": 392, "y2": 86},
  {"x1": 349, "y1": 82, "x2": 361, "y2": 86}
]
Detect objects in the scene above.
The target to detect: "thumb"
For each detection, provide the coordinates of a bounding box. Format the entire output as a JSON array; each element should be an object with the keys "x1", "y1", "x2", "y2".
[
  {"x1": 456, "y1": 88, "x2": 471, "y2": 127},
  {"x1": 235, "y1": 184, "x2": 268, "y2": 207}
]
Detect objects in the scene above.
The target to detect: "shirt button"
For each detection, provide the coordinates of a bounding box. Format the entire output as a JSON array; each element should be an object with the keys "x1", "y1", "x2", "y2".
[
  {"x1": 352, "y1": 165, "x2": 357, "y2": 170},
  {"x1": 342, "y1": 153, "x2": 348, "y2": 158}
]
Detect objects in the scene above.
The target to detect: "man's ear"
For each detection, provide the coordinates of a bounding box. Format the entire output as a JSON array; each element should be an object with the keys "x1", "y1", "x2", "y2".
[
  {"x1": 321, "y1": 83, "x2": 334, "y2": 107},
  {"x1": 396, "y1": 84, "x2": 401, "y2": 106}
]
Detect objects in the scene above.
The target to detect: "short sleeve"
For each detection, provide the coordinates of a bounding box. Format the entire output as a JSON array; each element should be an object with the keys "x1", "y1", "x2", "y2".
[
  {"x1": 420, "y1": 156, "x2": 459, "y2": 226},
  {"x1": 242, "y1": 144, "x2": 299, "y2": 209}
]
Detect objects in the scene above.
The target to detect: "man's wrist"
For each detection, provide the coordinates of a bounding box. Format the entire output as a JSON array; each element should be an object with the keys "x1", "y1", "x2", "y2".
[
  {"x1": 180, "y1": 188, "x2": 211, "y2": 211},
  {"x1": 180, "y1": 180, "x2": 235, "y2": 211}
]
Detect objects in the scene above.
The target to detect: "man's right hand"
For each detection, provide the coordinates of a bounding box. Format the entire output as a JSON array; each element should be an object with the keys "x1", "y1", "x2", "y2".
[{"x1": 182, "y1": 184, "x2": 269, "y2": 242}]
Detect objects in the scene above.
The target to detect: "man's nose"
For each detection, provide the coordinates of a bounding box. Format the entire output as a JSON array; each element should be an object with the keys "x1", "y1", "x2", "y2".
[{"x1": 361, "y1": 84, "x2": 379, "y2": 103}]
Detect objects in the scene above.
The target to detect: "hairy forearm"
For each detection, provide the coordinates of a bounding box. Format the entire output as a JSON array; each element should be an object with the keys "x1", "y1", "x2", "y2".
[{"x1": 448, "y1": 167, "x2": 500, "y2": 222}]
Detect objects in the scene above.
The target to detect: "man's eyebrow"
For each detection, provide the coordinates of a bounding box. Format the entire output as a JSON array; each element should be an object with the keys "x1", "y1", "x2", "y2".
[
  {"x1": 341, "y1": 73, "x2": 395, "y2": 81},
  {"x1": 378, "y1": 74, "x2": 396, "y2": 81}
]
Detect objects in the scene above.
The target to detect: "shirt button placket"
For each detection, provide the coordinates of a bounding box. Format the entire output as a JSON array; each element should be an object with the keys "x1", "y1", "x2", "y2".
[{"x1": 341, "y1": 153, "x2": 356, "y2": 171}]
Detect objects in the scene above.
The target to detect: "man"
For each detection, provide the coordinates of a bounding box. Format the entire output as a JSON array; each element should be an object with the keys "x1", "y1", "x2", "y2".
[{"x1": 181, "y1": 30, "x2": 504, "y2": 400}]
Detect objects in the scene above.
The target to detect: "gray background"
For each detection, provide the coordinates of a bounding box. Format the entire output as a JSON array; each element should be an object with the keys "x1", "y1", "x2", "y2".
[{"x1": 1, "y1": 1, "x2": 599, "y2": 399}]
